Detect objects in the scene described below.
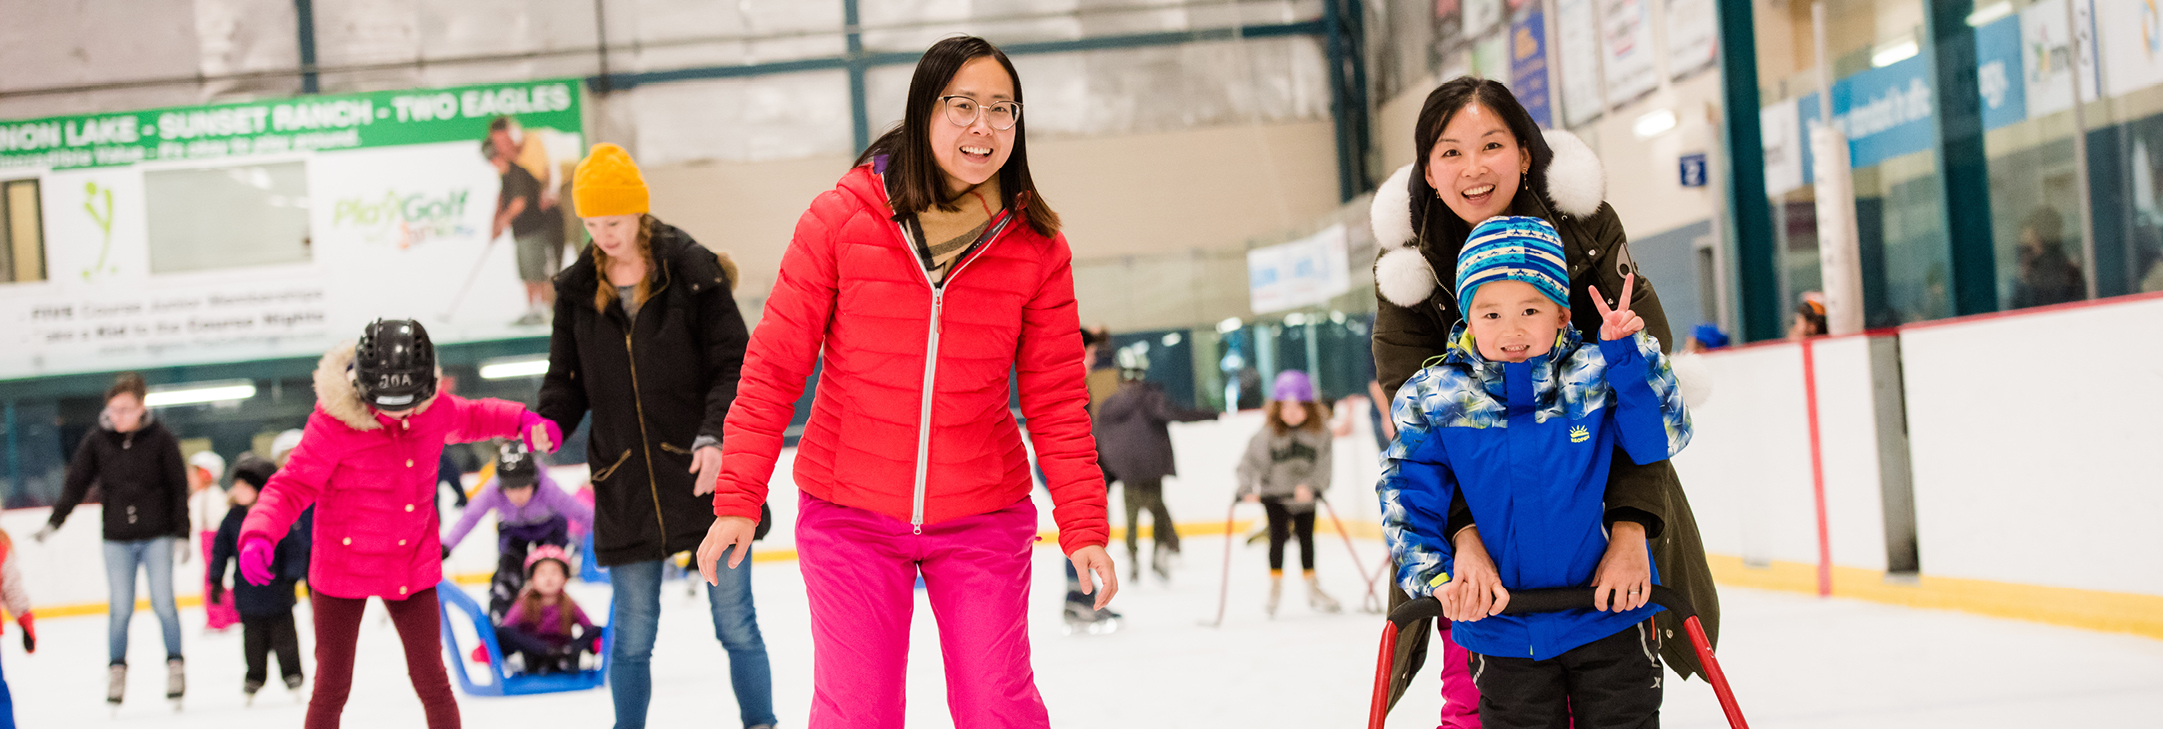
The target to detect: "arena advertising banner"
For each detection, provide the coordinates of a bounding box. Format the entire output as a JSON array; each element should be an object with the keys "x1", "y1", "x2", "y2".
[
  {"x1": 0, "y1": 79, "x2": 585, "y2": 381},
  {"x1": 1247, "y1": 224, "x2": 1351, "y2": 314}
]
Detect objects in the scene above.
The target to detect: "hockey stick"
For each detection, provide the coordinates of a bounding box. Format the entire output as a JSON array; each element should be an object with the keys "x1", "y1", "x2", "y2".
[
  {"x1": 1201, "y1": 500, "x2": 1239, "y2": 628},
  {"x1": 1318, "y1": 497, "x2": 1384, "y2": 613}
]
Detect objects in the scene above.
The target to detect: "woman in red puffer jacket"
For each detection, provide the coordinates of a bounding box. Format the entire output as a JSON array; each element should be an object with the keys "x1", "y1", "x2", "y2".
[{"x1": 695, "y1": 36, "x2": 1114, "y2": 729}]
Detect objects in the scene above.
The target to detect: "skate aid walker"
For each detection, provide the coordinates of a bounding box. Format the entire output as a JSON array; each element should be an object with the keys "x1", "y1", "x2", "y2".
[{"x1": 1364, "y1": 585, "x2": 1749, "y2": 729}]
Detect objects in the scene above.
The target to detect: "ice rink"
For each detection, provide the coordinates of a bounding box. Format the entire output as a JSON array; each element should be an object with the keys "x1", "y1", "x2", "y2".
[{"x1": 12, "y1": 525, "x2": 2163, "y2": 728}]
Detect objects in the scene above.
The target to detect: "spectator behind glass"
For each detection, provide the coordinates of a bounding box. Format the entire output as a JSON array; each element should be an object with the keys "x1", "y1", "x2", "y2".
[{"x1": 2010, "y1": 206, "x2": 2084, "y2": 309}]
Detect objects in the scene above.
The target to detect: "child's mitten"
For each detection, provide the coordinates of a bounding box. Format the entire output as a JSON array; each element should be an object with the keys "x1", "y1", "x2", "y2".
[
  {"x1": 520, "y1": 411, "x2": 563, "y2": 454},
  {"x1": 17, "y1": 612, "x2": 33, "y2": 653},
  {"x1": 239, "y1": 538, "x2": 276, "y2": 586}
]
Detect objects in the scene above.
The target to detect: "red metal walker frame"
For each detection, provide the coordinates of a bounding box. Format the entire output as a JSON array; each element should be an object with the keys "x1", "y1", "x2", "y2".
[{"x1": 1365, "y1": 585, "x2": 1748, "y2": 729}]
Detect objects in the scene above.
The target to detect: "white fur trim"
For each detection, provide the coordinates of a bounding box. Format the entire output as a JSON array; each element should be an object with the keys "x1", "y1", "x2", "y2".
[
  {"x1": 314, "y1": 342, "x2": 380, "y2": 432},
  {"x1": 1541, "y1": 129, "x2": 1605, "y2": 218},
  {"x1": 1375, "y1": 248, "x2": 1439, "y2": 308},
  {"x1": 1370, "y1": 163, "x2": 1417, "y2": 249},
  {"x1": 1670, "y1": 351, "x2": 1714, "y2": 409}
]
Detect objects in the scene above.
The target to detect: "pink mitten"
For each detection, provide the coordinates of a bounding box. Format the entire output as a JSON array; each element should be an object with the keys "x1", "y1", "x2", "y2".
[
  {"x1": 239, "y1": 538, "x2": 276, "y2": 586},
  {"x1": 520, "y1": 411, "x2": 563, "y2": 454}
]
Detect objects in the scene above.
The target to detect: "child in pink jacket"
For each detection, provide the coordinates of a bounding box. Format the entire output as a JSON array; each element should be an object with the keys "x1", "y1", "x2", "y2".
[{"x1": 240, "y1": 320, "x2": 560, "y2": 729}]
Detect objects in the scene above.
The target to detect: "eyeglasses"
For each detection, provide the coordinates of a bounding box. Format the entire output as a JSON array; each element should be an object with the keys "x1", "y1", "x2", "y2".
[{"x1": 939, "y1": 96, "x2": 1022, "y2": 131}]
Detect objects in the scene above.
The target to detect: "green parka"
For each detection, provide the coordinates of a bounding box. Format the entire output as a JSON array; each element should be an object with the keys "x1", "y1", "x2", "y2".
[{"x1": 1369, "y1": 129, "x2": 1721, "y2": 705}]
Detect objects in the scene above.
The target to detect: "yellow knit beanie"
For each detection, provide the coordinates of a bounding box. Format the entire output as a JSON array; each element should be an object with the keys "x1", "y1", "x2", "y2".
[{"x1": 573, "y1": 143, "x2": 650, "y2": 218}]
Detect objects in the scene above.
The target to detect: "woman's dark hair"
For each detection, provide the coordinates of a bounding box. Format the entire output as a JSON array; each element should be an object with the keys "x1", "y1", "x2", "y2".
[
  {"x1": 1408, "y1": 77, "x2": 1555, "y2": 253},
  {"x1": 855, "y1": 36, "x2": 1061, "y2": 238},
  {"x1": 107, "y1": 372, "x2": 148, "y2": 403}
]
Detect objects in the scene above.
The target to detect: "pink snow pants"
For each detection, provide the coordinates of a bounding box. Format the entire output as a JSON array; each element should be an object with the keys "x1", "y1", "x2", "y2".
[
  {"x1": 1438, "y1": 622, "x2": 1480, "y2": 729},
  {"x1": 200, "y1": 532, "x2": 239, "y2": 630},
  {"x1": 796, "y1": 492, "x2": 1049, "y2": 729}
]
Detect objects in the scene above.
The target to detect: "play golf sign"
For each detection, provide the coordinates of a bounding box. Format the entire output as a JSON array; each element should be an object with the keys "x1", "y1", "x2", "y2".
[{"x1": 0, "y1": 79, "x2": 584, "y2": 381}]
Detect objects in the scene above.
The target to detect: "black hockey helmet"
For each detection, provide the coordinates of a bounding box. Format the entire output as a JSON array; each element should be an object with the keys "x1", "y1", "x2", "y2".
[
  {"x1": 353, "y1": 318, "x2": 438, "y2": 410},
  {"x1": 495, "y1": 440, "x2": 539, "y2": 488}
]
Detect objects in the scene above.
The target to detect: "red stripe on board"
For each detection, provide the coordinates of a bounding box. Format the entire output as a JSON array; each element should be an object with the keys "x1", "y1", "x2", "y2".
[{"x1": 1799, "y1": 339, "x2": 1833, "y2": 598}]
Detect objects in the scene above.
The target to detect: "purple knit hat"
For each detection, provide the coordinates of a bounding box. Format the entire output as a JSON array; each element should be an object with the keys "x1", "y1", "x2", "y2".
[{"x1": 1272, "y1": 370, "x2": 1316, "y2": 402}]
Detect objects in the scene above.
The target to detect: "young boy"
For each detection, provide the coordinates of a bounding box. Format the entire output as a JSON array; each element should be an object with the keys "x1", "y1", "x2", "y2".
[
  {"x1": 210, "y1": 453, "x2": 310, "y2": 703},
  {"x1": 1378, "y1": 216, "x2": 1692, "y2": 728}
]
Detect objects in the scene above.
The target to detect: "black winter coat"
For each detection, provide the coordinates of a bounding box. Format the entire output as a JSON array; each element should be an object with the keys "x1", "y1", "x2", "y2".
[
  {"x1": 51, "y1": 418, "x2": 188, "y2": 541},
  {"x1": 1092, "y1": 381, "x2": 1217, "y2": 485},
  {"x1": 538, "y1": 220, "x2": 754, "y2": 567},
  {"x1": 211, "y1": 504, "x2": 312, "y2": 617}
]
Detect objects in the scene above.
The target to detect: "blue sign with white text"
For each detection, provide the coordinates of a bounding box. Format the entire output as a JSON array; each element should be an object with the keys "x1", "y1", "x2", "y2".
[
  {"x1": 1794, "y1": 55, "x2": 1936, "y2": 183},
  {"x1": 1678, "y1": 153, "x2": 1708, "y2": 187},
  {"x1": 1974, "y1": 15, "x2": 2026, "y2": 132},
  {"x1": 1511, "y1": 9, "x2": 1553, "y2": 129}
]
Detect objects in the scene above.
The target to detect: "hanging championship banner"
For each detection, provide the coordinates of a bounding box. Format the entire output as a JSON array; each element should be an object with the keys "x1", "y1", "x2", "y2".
[
  {"x1": 1600, "y1": 0, "x2": 1659, "y2": 106},
  {"x1": 1556, "y1": 0, "x2": 1606, "y2": 127},
  {"x1": 1510, "y1": 8, "x2": 1555, "y2": 128}
]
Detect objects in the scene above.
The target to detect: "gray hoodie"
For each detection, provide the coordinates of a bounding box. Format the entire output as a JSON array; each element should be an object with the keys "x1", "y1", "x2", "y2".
[{"x1": 1234, "y1": 424, "x2": 1333, "y2": 512}]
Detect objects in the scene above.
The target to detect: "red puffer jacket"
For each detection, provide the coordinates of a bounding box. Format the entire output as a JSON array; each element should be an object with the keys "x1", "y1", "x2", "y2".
[
  {"x1": 242, "y1": 343, "x2": 527, "y2": 600},
  {"x1": 714, "y1": 162, "x2": 1108, "y2": 555}
]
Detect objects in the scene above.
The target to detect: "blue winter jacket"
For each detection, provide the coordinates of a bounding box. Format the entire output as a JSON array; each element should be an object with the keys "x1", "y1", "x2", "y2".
[{"x1": 1378, "y1": 324, "x2": 1691, "y2": 660}]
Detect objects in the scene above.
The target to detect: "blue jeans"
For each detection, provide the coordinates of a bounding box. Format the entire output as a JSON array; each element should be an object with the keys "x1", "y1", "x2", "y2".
[
  {"x1": 608, "y1": 550, "x2": 775, "y2": 729},
  {"x1": 103, "y1": 537, "x2": 183, "y2": 666}
]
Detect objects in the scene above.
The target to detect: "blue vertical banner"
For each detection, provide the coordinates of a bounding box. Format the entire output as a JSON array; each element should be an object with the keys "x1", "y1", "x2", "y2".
[
  {"x1": 1510, "y1": 8, "x2": 1553, "y2": 128},
  {"x1": 1973, "y1": 14, "x2": 2026, "y2": 132}
]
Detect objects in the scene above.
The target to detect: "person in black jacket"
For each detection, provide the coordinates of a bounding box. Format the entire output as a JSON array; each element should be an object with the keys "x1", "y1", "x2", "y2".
[
  {"x1": 35, "y1": 373, "x2": 190, "y2": 707},
  {"x1": 210, "y1": 453, "x2": 310, "y2": 703},
  {"x1": 1092, "y1": 346, "x2": 1219, "y2": 582},
  {"x1": 536, "y1": 144, "x2": 772, "y2": 729}
]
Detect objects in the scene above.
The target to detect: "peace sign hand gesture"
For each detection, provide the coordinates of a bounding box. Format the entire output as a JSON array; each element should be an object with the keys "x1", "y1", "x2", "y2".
[{"x1": 1591, "y1": 273, "x2": 1645, "y2": 342}]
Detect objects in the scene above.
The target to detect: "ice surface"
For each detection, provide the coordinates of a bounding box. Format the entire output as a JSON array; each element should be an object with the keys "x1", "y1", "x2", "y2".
[{"x1": 12, "y1": 524, "x2": 2163, "y2": 728}]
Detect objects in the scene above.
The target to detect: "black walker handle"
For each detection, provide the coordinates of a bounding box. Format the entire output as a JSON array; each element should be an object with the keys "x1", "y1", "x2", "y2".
[{"x1": 1387, "y1": 585, "x2": 1694, "y2": 630}]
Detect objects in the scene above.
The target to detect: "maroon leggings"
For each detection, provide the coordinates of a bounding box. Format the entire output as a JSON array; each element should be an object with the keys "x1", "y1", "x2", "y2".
[{"x1": 306, "y1": 587, "x2": 460, "y2": 729}]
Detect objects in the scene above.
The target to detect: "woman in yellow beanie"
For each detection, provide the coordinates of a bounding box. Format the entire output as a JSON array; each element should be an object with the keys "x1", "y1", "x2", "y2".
[{"x1": 533, "y1": 142, "x2": 774, "y2": 729}]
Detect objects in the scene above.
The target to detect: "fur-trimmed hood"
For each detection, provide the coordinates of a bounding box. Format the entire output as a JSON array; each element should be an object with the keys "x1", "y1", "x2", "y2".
[
  {"x1": 312, "y1": 341, "x2": 439, "y2": 431},
  {"x1": 1371, "y1": 128, "x2": 1606, "y2": 308}
]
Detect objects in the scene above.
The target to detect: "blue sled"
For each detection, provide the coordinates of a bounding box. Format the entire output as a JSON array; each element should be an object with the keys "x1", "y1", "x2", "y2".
[{"x1": 436, "y1": 580, "x2": 613, "y2": 696}]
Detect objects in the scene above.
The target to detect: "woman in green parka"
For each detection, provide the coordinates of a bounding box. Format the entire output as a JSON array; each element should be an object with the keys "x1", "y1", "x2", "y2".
[{"x1": 1368, "y1": 77, "x2": 1721, "y2": 710}]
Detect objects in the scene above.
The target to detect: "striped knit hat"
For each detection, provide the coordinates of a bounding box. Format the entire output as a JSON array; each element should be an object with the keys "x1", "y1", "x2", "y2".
[{"x1": 1456, "y1": 216, "x2": 1569, "y2": 309}]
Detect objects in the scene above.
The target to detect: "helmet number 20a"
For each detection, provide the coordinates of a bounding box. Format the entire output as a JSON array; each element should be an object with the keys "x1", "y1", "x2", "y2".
[{"x1": 378, "y1": 373, "x2": 413, "y2": 388}]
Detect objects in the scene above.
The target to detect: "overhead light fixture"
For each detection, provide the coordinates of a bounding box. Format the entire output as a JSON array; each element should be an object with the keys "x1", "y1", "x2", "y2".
[
  {"x1": 1633, "y1": 108, "x2": 1677, "y2": 139},
  {"x1": 1965, "y1": 1, "x2": 2012, "y2": 27},
  {"x1": 145, "y1": 379, "x2": 257, "y2": 407},
  {"x1": 479, "y1": 355, "x2": 550, "y2": 380},
  {"x1": 1160, "y1": 332, "x2": 1183, "y2": 347},
  {"x1": 1283, "y1": 312, "x2": 1307, "y2": 326},
  {"x1": 1216, "y1": 317, "x2": 1244, "y2": 334},
  {"x1": 1871, "y1": 37, "x2": 1919, "y2": 68}
]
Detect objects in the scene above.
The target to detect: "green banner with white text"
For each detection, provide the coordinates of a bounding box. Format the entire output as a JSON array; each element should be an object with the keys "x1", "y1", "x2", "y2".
[{"x1": 0, "y1": 80, "x2": 580, "y2": 171}]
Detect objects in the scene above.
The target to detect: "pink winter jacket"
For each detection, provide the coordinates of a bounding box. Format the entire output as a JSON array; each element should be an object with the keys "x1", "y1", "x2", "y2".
[{"x1": 241, "y1": 343, "x2": 527, "y2": 600}]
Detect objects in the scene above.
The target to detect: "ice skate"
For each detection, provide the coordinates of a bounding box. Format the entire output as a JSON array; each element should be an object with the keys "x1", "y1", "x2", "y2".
[
  {"x1": 285, "y1": 673, "x2": 306, "y2": 702},
  {"x1": 244, "y1": 678, "x2": 263, "y2": 706},
  {"x1": 166, "y1": 657, "x2": 185, "y2": 710},
  {"x1": 107, "y1": 664, "x2": 126, "y2": 709},
  {"x1": 1265, "y1": 573, "x2": 1283, "y2": 617},
  {"x1": 1062, "y1": 599, "x2": 1121, "y2": 635},
  {"x1": 1150, "y1": 547, "x2": 1173, "y2": 583},
  {"x1": 1306, "y1": 572, "x2": 1342, "y2": 613},
  {"x1": 1127, "y1": 548, "x2": 1142, "y2": 583}
]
